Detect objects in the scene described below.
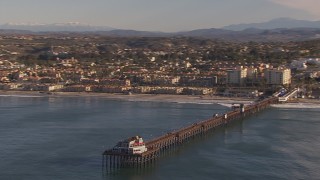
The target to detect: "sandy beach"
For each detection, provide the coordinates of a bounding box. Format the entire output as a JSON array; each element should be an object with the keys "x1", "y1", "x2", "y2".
[
  {"x1": 0, "y1": 90, "x2": 255, "y2": 104},
  {"x1": 1, "y1": 90, "x2": 319, "y2": 107}
]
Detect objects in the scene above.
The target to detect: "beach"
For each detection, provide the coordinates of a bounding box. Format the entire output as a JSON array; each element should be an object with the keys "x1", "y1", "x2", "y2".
[
  {"x1": 1, "y1": 90, "x2": 319, "y2": 107},
  {"x1": 0, "y1": 90, "x2": 255, "y2": 104}
]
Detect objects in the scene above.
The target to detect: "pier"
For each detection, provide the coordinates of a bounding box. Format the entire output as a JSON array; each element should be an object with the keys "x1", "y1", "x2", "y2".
[{"x1": 102, "y1": 95, "x2": 280, "y2": 171}]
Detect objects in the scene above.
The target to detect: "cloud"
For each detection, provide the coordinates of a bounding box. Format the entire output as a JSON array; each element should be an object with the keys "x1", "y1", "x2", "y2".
[{"x1": 269, "y1": 0, "x2": 320, "y2": 18}]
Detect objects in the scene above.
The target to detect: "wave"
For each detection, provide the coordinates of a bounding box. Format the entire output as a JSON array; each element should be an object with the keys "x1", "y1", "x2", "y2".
[
  {"x1": 271, "y1": 103, "x2": 320, "y2": 109},
  {"x1": 217, "y1": 102, "x2": 253, "y2": 107},
  {"x1": 0, "y1": 95, "x2": 43, "y2": 98},
  {"x1": 176, "y1": 101, "x2": 216, "y2": 105},
  {"x1": 216, "y1": 103, "x2": 233, "y2": 107},
  {"x1": 217, "y1": 102, "x2": 320, "y2": 109},
  {"x1": 127, "y1": 99, "x2": 217, "y2": 105}
]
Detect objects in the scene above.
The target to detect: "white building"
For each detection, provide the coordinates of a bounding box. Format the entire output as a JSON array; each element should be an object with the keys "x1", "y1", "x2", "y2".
[
  {"x1": 226, "y1": 66, "x2": 247, "y2": 85},
  {"x1": 265, "y1": 68, "x2": 291, "y2": 85},
  {"x1": 112, "y1": 136, "x2": 147, "y2": 155}
]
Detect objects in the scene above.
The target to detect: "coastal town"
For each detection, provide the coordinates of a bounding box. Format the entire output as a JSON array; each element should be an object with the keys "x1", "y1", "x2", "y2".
[
  {"x1": 3, "y1": 0, "x2": 320, "y2": 179},
  {"x1": 0, "y1": 33, "x2": 320, "y2": 99}
]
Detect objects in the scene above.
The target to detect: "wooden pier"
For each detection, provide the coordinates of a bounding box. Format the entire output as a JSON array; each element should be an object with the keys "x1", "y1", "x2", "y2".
[{"x1": 102, "y1": 96, "x2": 279, "y2": 172}]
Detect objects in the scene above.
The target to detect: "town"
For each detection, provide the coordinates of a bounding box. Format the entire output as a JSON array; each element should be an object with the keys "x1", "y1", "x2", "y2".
[{"x1": 0, "y1": 33, "x2": 320, "y2": 98}]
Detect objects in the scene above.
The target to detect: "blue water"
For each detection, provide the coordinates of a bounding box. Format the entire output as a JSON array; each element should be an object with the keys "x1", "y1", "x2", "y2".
[{"x1": 0, "y1": 96, "x2": 319, "y2": 180}]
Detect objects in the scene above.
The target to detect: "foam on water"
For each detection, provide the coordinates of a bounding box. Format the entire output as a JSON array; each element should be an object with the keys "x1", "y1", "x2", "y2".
[
  {"x1": 217, "y1": 102, "x2": 253, "y2": 108},
  {"x1": 127, "y1": 98, "x2": 222, "y2": 105},
  {"x1": 217, "y1": 103, "x2": 233, "y2": 107},
  {"x1": 0, "y1": 94, "x2": 43, "y2": 98},
  {"x1": 175, "y1": 101, "x2": 216, "y2": 105},
  {"x1": 271, "y1": 103, "x2": 320, "y2": 109}
]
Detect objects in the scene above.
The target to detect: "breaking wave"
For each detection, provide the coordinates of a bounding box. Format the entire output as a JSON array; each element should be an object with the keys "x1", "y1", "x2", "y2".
[
  {"x1": 0, "y1": 95, "x2": 43, "y2": 98},
  {"x1": 216, "y1": 103, "x2": 233, "y2": 108},
  {"x1": 271, "y1": 103, "x2": 320, "y2": 109}
]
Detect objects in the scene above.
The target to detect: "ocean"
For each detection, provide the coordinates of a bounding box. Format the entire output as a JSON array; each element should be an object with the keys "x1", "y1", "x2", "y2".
[{"x1": 0, "y1": 95, "x2": 319, "y2": 180}]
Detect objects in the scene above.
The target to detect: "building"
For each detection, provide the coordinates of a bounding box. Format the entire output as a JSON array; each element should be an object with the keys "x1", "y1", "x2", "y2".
[
  {"x1": 223, "y1": 88, "x2": 261, "y2": 97},
  {"x1": 100, "y1": 79, "x2": 131, "y2": 86},
  {"x1": 0, "y1": 83, "x2": 21, "y2": 90},
  {"x1": 23, "y1": 84, "x2": 64, "y2": 91},
  {"x1": 246, "y1": 66, "x2": 258, "y2": 79},
  {"x1": 226, "y1": 66, "x2": 247, "y2": 85},
  {"x1": 63, "y1": 85, "x2": 92, "y2": 92},
  {"x1": 112, "y1": 136, "x2": 147, "y2": 155},
  {"x1": 265, "y1": 68, "x2": 291, "y2": 85}
]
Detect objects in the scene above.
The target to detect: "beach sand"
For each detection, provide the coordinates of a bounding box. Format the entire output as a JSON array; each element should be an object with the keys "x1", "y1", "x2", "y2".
[
  {"x1": 1, "y1": 90, "x2": 319, "y2": 106},
  {"x1": 0, "y1": 90, "x2": 255, "y2": 105}
]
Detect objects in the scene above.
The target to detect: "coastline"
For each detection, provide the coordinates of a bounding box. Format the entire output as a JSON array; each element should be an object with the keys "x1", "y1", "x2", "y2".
[
  {"x1": 1, "y1": 90, "x2": 319, "y2": 106},
  {"x1": 0, "y1": 90, "x2": 255, "y2": 105}
]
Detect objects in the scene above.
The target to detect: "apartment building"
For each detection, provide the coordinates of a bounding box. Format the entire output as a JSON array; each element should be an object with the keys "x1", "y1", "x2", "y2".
[
  {"x1": 265, "y1": 68, "x2": 291, "y2": 85},
  {"x1": 226, "y1": 66, "x2": 247, "y2": 85}
]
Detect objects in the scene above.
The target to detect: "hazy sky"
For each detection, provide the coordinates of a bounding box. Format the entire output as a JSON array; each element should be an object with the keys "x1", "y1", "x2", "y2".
[{"x1": 0, "y1": 0, "x2": 319, "y2": 32}]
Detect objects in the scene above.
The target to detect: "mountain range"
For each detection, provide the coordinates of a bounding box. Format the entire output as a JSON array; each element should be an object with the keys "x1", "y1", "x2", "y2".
[
  {"x1": 223, "y1": 18, "x2": 320, "y2": 31},
  {"x1": 1, "y1": 18, "x2": 320, "y2": 42},
  {"x1": 0, "y1": 22, "x2": 115, "y2": 32}
]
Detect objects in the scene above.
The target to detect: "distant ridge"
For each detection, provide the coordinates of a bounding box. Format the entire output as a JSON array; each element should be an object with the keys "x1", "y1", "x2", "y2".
[
  {"x1": 0, "y1": 29, "x2": 33, "y2": 34},
  {"x1": 223, "y1": 18, "x2": 320, "y2": 31},
  {"x1": 175, "y1": 27, "x2": 320, "y2": 42},
  {"x1": 1, "y1": 19, "x2": 320, "y2": 42},
  {"x1": 176, "y1": 28, "x2": 234, "y2": 36},
  {"x1": 0, "y1": 22, "x2": 115, "y2": 32},
  {"x1": 97, "y1": 29, "x2": 169, "y2": 37},
  {"x1": 2, "y1": 18, "x2": 320, "y2": 33}
]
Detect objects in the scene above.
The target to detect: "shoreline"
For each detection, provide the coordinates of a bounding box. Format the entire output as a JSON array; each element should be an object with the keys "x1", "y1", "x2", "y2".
[
  {"x1": 0, "y1": 90, "x2": 255, "y2": 104},
  {"x1": 1, "y1": 90, "x2": 320, "y2": 105}
]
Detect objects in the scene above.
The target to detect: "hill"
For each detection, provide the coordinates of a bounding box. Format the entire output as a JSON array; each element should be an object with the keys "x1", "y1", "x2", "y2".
[{"x1": 223, "y1": 18, "x2": 320, "y2": 31}]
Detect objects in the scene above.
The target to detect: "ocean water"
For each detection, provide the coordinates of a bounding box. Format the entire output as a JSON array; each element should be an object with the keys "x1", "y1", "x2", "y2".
[{"x1": 0, "y1": 95, "x2": 319, "y2": 180}]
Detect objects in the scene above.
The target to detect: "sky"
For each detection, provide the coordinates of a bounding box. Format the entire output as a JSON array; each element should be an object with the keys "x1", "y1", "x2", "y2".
[{"x1": 0, "y1": 0, "x2": 319, "y2": 32}]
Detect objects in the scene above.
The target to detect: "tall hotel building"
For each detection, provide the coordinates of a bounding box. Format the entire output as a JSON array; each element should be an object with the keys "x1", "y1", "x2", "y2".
[
  {"x1": 226, "y1": 66, "x2": 247, "y2": 85},
  {"x1": 264, "y1": 68, "x2": 291, "y2": 85}
]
